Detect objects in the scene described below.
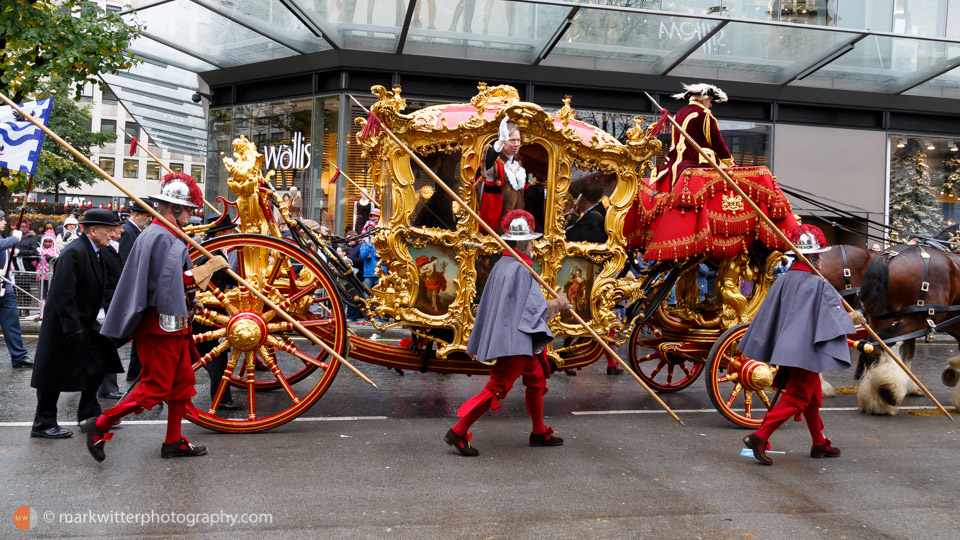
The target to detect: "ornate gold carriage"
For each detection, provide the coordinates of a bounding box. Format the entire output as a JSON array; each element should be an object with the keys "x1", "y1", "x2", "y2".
[{"x1": 183, "y1": 84, "x2": 799, "y2": 433}]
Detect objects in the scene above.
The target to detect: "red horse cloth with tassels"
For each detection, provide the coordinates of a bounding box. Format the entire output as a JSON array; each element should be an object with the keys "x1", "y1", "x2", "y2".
[{"x1": 624, "y1": 165, "x2": 799, "y2": 261}]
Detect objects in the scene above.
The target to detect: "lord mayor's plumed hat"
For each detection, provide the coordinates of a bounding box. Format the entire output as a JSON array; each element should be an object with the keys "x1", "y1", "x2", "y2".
[
  {"x1": 149, "y1": 172, "x2": 203, "y2": 208},
  {"x1": 82, "y1": 209, "x2": 122, "y2": 227},
  {"x1": 672, "y1": 82, "x2": 728, "y2": 103}
]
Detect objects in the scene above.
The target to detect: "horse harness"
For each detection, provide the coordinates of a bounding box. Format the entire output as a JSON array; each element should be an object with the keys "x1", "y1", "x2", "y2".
[
  {"x1": 869, "y1": 245, "x2": 960, "y2": 344},
  {"x1": 836, "y1": 245, "x2": 861, "y2": 309}
]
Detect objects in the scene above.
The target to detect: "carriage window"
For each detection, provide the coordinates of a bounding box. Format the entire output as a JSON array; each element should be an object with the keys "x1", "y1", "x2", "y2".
[
  {"x1": 411, "y1": 151, "x2": 461, "y2": 231},
  {"x1": 565, "y1": 167, "x2": 618, "y2": 244},
  {"x1": 475, "y1": 141, "x2": 549, "y2": 234}
]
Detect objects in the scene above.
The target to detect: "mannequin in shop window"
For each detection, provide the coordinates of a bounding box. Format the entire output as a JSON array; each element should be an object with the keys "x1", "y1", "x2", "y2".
[
  {"x1": 288, "y1": 186, "x2": 303, "y2": 219},
  {"x1": 353, "y1": 186, "x2": 378, "y2": 234}
]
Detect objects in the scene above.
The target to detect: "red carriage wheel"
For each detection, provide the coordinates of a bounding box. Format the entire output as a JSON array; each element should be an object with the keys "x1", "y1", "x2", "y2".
[
  {"x1": 185, "y1": 234, "x2": 347, "y2": 433},
  {"x1": 705, "y1": 323, "x2": 778, "y2": 428},
  {"x1": 628, "y1": 323, "x2": 704, "y2": 393}
]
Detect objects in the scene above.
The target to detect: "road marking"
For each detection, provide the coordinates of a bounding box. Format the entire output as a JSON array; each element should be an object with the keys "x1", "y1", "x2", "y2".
[
  {"x1": 572, "y1": 405, "x2": 945, "y2": 416},
  {"x1": 0, "y1": 415, "x2": 388, "y2": 428}
]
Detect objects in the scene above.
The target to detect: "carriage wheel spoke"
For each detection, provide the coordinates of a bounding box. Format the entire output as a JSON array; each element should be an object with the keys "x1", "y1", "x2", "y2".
[
  {"x1": 205, "y1": 283, "x2": 239, "y2": 316},
  {"x1": 717, "y1": 373, "x2": 735, "y2": 384},
  {"x1": 677, "y1": 363, "x2": 691, "y2": 377},
  {"x1": 197, "y1": 308, "x2": 229, "y2": 327},
  {"x1": 757, "y1": 389, "x2": 772, "y2": 409},
  {"x1": 208, "y1": 349, "x2": 241, "y2": 414},
  {"x1": 265, "y1": 335, "x2": 329, "y2": 370},
  {"x1": 192, "y1": 328, "x2": 226, "y2": 347},
  {"x1": 647, "y1": 359, "x2": 667, "y2": 379},
  {"x1": 744, "y1": 391, "x2": 754, "y2": 418},
  {"x1": 194, "y1": 340, "x2": 230, "y2": 371},
  {"x1": 258, "y1": 346, "x2": 300, "y2": 405},
  {"x1": 637, "y1": 351, "x2": 660, "y2": 364},
  {"x1": 243, "y1": 351, "x2": 257, "y2": 420},
  {"x1": 725, "y1": 383, "x2": 743, "y2": 407},
  {"x1": 264, "y1": 280, "x2": 320, "y2": 322},
  {"x1": 261, "y1": 253, "x2": 289, "y2": 296},
  {"x1": 666, "y1": 364, "x2": 675, "y2": 383}
]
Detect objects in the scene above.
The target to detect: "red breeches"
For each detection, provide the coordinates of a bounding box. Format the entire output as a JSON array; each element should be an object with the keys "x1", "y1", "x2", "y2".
[
  {"x1": 454, "y1": 354, "x2": 548, "y2": 435},
  {"x1": 755, "y1": 367, "x2": 826, "y2": 445}
]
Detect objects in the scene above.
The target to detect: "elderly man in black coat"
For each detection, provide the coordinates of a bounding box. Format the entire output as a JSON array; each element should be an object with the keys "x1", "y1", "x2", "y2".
[
  {"x1": 29, "y1": 210, "x2": 124, "y2": 439},
  {"x1": 118, "y1": 200, "x2": 153, "y2": 381}
]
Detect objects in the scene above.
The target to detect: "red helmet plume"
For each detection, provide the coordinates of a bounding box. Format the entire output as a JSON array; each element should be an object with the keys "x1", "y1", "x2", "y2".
[{"x1": 501, "y1": 209, "x2": 535, "y2": 234}]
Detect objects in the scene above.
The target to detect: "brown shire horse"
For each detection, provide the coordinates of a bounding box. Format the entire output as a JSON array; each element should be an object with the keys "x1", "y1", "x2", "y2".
[{"x1": 859, "y1": 245, "x2": 960, "y2": 412}]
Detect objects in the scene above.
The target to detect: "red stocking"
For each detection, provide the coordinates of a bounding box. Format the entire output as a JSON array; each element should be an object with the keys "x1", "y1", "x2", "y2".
[{"x1": 164, "y1": 400, "x2": 187, "y2": 444}]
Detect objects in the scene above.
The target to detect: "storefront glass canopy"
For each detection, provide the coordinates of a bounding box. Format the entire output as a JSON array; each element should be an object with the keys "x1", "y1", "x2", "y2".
[{"x1": 106, "y1": 0, "x2": 960, "y2": 155}]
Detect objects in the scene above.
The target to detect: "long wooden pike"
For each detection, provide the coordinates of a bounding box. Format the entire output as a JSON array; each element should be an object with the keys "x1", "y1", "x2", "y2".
[
  {"x1": 644, "y1": 91, "x2": 953, "y2": 422},
  {"x1": 349, "y1": 95, "x2": 685, "y2": 426},
  {"x1": 0, "y1": 91, "x2": 377, "y2": 390},
  {"x1": 324, "y1": 157, "x2": 378, "y2": 209}
]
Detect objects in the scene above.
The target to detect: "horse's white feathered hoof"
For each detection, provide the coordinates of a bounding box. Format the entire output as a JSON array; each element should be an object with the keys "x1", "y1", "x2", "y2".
[
  {"x1": 857, "y1": 351, "x2": 909, "y2": 416},
  {"x1": 820, "y1": 374, "x2": 836, "y2": 398}
]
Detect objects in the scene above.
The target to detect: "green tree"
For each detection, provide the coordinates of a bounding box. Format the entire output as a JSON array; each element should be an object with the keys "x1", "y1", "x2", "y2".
[
  {"x1": 889, "y1": 139, "x2": 942, "y2": 237},
  {"x1": 0, "y1": 0, "x2": 141, "y2": 210},
  {"x1": 32, "y1": 86, "x2": 115, "y2": 201}
]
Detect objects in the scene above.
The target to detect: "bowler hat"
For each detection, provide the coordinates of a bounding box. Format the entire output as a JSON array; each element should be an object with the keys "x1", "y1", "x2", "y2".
[
  {"x1": 82, "y1": 209, "x2": 122, "y2": 227},
  {"x1": 129, "y1": 200, "x2": 153, "y2": 214}
]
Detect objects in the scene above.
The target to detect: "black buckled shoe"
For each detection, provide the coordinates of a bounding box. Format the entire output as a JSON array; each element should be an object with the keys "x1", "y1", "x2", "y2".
[
  {"x1": 79, "y1": 417, "x2": 108, "y2": 462},
  {"x1": 811, "y1": 438, "x2": 841, "y2": 458},
  {"x1": 161, "y1": 437, "x2": 207, "y2": 458},
  {"x1": 443, "y1": 428, "x2": 479, "y2": 456},
  {"x1": 607, "y1": 366, "x2": 623, "y2": 376},
  {"x1": 30, "y1": 426, "x2": 72, "y2": 439},
  {"x1": 743, "y1": 433, "x2": 772, "y2": 466},
  {"x1": 529, "y1": 427, "x2": 564, "y2": 447}
]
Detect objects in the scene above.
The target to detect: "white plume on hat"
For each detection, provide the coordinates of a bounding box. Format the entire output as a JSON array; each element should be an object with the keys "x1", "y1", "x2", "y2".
[
  {"x1": 672, "y1": 83, "x2": 728, "y2": 103},
  {"x1": 493, "y1": 115, "x2": 512, "y2": 153}
]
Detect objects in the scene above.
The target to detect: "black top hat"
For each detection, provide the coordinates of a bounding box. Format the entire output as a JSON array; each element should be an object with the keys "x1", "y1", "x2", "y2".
[
  {"x1": 205, "y1": 214, "x2": 238, "y2": 235},
  {"x1": 82, "y1": 209, "x2": 122, "y2": 227}
]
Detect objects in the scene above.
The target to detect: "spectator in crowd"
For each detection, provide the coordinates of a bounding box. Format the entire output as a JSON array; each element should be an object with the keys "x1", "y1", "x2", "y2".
[
  {"x1": 55, "y1": 216, "x2": 80, "y2": 252},
  {"x1": 0, "y1": 211, "x2": 31, "y2": 368},
  {"x1": 289, "y1": 187, "x2": 303, "y2": 218},
  {"x1": 359, "y1": 232, "x2": 380, "y2": 289},
  {"x1": 36, "y1": 231, "x2": 58, "y2": 314},
  {"x1": 361, "y1": 208, "x2": 380, "y2": 235}
]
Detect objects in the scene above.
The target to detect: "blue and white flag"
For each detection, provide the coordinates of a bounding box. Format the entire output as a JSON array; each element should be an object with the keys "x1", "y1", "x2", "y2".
[{"x1": 0, "y1": 97, "x2": 54, "y2": 175}]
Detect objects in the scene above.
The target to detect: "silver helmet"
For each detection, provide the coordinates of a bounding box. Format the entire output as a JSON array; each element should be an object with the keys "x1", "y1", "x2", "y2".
[
  {"x1": 792, "y1": 230, "x2": 830, "y2": 254},
  {"x1": 148, "y1": 172, "x2": 201, "y2": 208},
  {"x1": 500, "y1": 210, "x2": 541, "y2": 241}
]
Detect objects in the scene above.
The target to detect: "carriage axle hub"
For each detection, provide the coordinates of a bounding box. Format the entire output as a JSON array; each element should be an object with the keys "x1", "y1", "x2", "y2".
[
  {"x1": 737, "y1": 358, "x2": 774, "y2": 392},
  {"x1": 226, "y1": 312, "x2": 268, "y2": 352}
]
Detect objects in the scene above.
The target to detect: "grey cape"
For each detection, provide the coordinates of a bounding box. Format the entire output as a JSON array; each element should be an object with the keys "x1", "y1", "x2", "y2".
[
  {"x1": 466, "y1": 255, "x2": 553, "y2": 364},
  {"x1": 100, "y1": 222, "x2": 192, "y2": 340},
  {"x1": 738, "y1": 267, "x2": 855, "y2": 372}
]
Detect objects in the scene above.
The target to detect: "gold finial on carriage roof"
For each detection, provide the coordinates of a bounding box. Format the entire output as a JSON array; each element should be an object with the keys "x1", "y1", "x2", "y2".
[
  {"x1": 557, "y1": 95, "x2": 576, "y2": 129},
  {"x1": 370, "y1": 84, "x2": 406, "y2": 115}
]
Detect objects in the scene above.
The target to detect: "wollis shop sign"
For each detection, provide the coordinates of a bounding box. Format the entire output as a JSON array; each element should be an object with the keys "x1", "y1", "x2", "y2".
[{"x1": 263, "y1": 132, "x2": 311, "y2": 171}]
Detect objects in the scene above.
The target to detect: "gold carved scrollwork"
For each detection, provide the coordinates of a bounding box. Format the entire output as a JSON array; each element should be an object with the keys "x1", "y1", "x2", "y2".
[{"x1": 721, "y1": 193, "x2": 745, "y2": 213}]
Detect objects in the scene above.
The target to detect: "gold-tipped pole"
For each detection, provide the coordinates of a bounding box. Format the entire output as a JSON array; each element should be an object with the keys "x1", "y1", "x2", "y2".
[
  {"x1": 643, "y1": 92, "x2": 952, "y2": 422},
  {"x1": 349, "y1": 95, "x2": 684, "y2": 426},
  {"x1": 134, "y1": 140, "x2": 221, "y2": 215},
  {"x1": 0, "y1": 91, "x2": 377, "y2": 390}
]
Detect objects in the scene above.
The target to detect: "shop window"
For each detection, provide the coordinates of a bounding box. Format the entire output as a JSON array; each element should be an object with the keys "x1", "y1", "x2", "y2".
[
  {"x1": 146, "y1": 162, "x2": 160, "y2": 180},
  {"x1": 889, "y1": 134, "x2": 959, "y2": 237},
  {"x1": 123, "y1": 159, "x2": 139, "y2": 179},
  {"x1": 99, "y1": 157, "x2": 115, "y2": 176}
]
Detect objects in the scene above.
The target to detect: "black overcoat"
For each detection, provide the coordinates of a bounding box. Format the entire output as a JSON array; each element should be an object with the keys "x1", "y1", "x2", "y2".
[{"x1": 30, "y1": 235, "x2": 122, "y2": 392}]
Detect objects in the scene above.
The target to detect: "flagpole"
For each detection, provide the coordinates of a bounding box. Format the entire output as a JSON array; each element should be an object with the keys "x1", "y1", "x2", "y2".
[{"x1": 0, "y1": 91, "x2": 378, "y2": 390}]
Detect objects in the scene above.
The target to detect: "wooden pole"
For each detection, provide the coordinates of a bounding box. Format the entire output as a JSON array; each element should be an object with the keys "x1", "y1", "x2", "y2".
[
  {"x1": 135, "y1": 141, "x2": 221, "y2": 215},
  {"x1": 349, "y1": 95, "x2": 685, "y2": 426},
  {"x1": 324, "y1": 158, "x2": 378, "y2": 210},
  {"x1": 644, "y1": 92, "x2": 953, "y2": 422},
  {"x1": 0, "y1": 91, "x2": 377, "y2": 390}
]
